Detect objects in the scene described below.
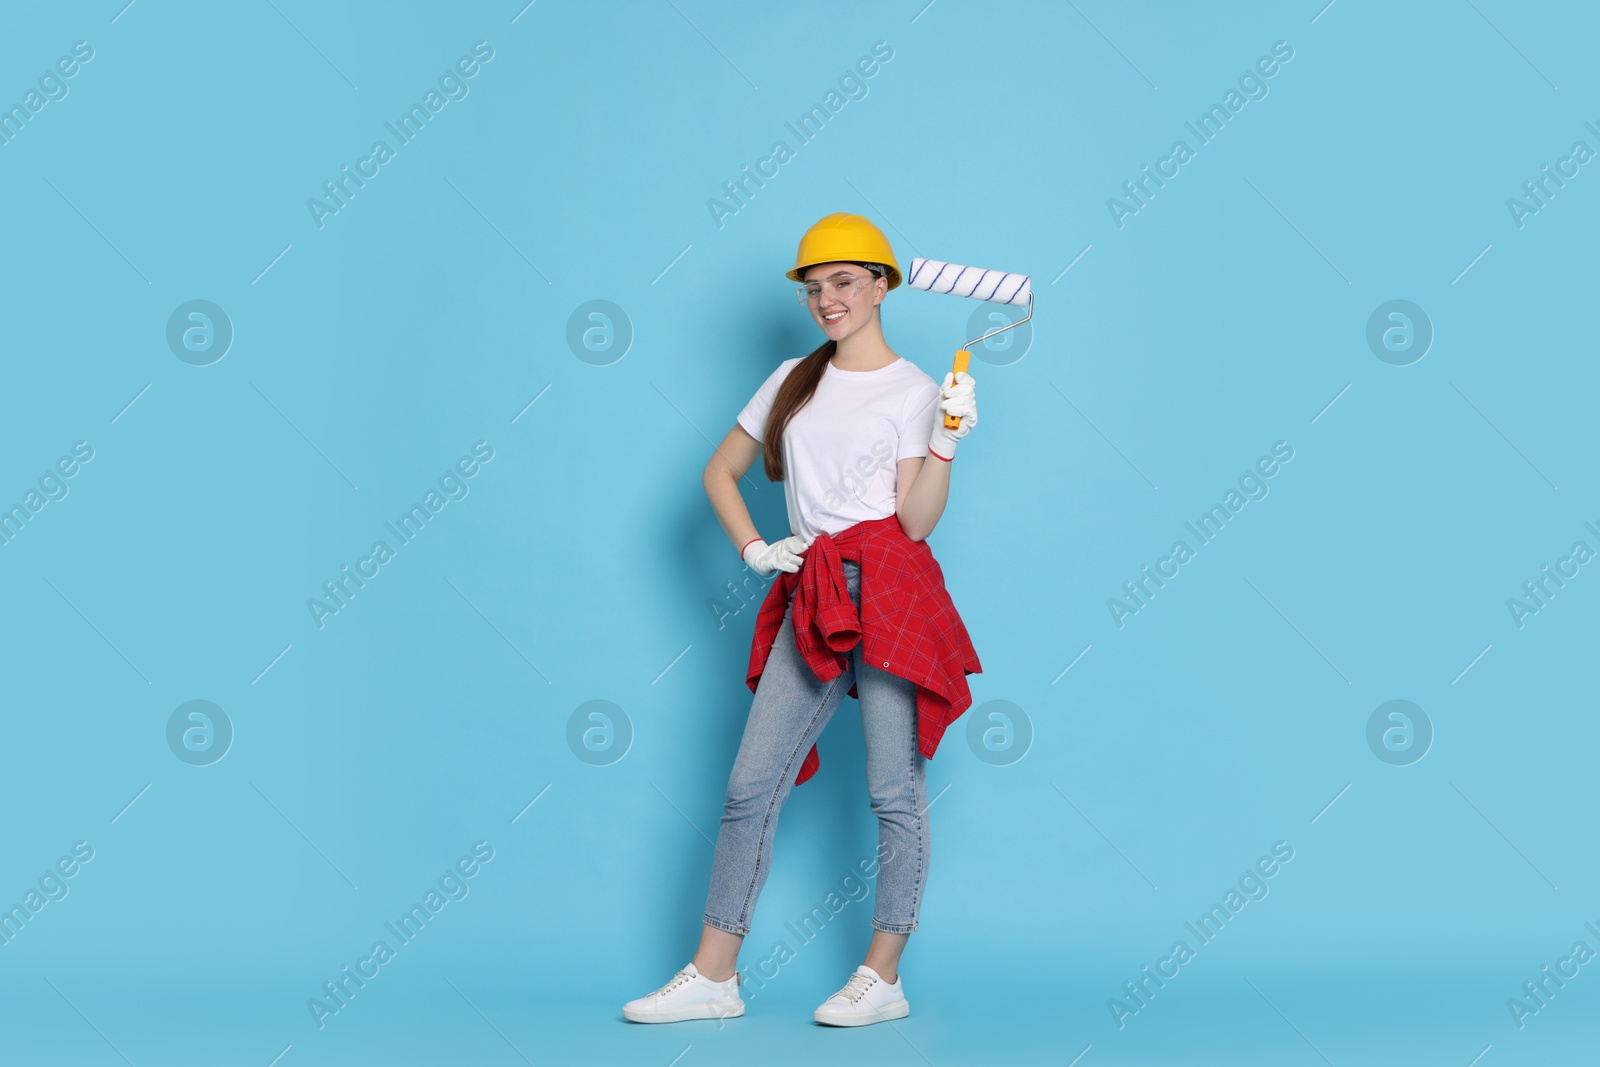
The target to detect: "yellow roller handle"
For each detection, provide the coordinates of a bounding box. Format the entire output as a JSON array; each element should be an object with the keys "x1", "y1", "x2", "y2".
[{"x1": 944, "y1": 349, "x2": 969, "y2": 429}]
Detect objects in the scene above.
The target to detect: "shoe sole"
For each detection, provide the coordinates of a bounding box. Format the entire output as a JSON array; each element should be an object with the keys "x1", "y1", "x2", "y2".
[
  {"x1": 813, "y1": 1001, "x2": 910, "y2": 1026},
  {"x1": 623, "y1": 1002, "x2": 745, "y2": 1024}
]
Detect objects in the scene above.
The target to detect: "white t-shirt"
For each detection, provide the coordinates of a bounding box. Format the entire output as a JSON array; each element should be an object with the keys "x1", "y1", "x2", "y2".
[{"x1": 737, "y1": 356, "x2": 942, "y2": 541}]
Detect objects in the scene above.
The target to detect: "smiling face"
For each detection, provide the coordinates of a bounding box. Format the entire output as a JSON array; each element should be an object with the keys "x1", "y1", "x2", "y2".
[{"x1": 803, "y1": 261, "x2": 887, "y2": 341}]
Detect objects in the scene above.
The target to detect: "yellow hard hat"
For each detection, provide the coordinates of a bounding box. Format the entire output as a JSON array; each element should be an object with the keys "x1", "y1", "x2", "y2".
[{"x1": 786, "y1": 212, "x2": 901, "y2": 291}]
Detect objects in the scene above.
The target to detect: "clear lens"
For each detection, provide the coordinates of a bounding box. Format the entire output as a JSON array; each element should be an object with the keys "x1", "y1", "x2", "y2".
[{"x1": 795, "y1": 273, "x2": 871, "y2": 305}]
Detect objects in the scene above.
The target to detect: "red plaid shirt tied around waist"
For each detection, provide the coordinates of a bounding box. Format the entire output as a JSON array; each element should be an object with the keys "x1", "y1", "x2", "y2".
[{"x1": 745, "y1": 514, "x2": 982, "y2": 786}]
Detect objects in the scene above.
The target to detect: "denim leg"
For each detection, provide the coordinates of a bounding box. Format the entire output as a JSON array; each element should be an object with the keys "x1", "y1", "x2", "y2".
[
  {"x1": 853, "y1": 633, "x2": 929, "y2": 934},
  {"x1": 702, "y1": 565, "x2": 860, "y2": 936}
]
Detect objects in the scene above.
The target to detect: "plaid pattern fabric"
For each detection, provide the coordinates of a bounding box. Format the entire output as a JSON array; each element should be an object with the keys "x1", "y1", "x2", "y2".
[{"x1": 745, "y1": 514, "x2": 983, "y2": 786}]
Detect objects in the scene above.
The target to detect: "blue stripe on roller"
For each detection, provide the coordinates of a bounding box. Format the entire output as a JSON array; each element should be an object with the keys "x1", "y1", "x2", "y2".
[{"x1": 909, "y1": 258, "x2": 1030, "y2": 303}]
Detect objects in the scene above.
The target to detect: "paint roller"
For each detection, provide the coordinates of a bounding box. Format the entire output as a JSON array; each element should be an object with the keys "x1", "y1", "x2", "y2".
[{"x1": 906, "y1": 257, "x2": 1034, "y2": 428}]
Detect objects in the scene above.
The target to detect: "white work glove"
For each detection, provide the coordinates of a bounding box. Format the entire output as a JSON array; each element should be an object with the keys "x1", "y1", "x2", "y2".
[
  {"x1": 742, "y1": 532, "x2": 814, "y2": 576},
  {"x1": 927, "y1": 370, "x2": 977, "y2": 461}
]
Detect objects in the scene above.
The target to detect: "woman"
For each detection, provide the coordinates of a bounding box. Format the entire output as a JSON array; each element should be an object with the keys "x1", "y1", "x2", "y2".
[{"x1": 623, "y1": 213, "x2": 981, "y2": 1027}]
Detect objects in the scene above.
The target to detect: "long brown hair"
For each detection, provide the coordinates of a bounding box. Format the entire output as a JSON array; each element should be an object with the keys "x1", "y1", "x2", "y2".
[
  {"x1": 761, "y1": 338, "x2": 834, "y2": 482},
  {"x1": 762, "y1": 260, "x2": 890, "y2": 481}
]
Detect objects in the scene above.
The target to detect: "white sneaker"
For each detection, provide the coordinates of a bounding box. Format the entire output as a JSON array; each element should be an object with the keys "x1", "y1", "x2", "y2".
[
  {"x1": 813, "y1": 964, "x2": 910, "y2": 1026},
  {"x1": 622, "y1": 961, "x2": 744, "y2": 1023}
]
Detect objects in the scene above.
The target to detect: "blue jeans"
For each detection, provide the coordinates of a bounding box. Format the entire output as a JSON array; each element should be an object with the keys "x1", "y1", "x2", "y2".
[{"x1": 703, "y1": 558, "x2": 930, "y2": 937}]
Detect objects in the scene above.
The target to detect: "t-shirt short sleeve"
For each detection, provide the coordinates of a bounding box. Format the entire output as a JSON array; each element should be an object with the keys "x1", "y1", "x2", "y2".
[
  {"x1": 737, "y1": 359, "x2": 799, "y2": 444},
  {"x1": 897, "y1": 377, "x2": 942, "y2": 461}
]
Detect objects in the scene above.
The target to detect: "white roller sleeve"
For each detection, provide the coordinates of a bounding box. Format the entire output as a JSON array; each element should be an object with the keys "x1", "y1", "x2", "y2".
[{"x1": 907, "y1": 257, "x2": 1032, "y2": 307}]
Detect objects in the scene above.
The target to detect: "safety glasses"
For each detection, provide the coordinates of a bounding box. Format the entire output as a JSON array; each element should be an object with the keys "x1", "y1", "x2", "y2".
[{"x1": 795, "y1": 271, "x2": 876, "y2": 305}]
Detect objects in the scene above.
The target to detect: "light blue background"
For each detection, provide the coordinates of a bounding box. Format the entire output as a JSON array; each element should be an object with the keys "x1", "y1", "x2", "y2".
[{"x1": 1, "y1": 1, "x2": 1596, "y2": 1064}]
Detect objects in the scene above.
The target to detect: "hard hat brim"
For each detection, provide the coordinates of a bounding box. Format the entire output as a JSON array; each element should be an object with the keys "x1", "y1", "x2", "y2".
[{"x1": 786, "y1": 261, "x2": 902, "y2": 290}]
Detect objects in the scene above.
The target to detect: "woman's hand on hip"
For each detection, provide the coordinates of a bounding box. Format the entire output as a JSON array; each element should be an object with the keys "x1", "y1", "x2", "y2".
[{"x1": 743, "y1": 533, "x2": 813, "y2": 576}]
